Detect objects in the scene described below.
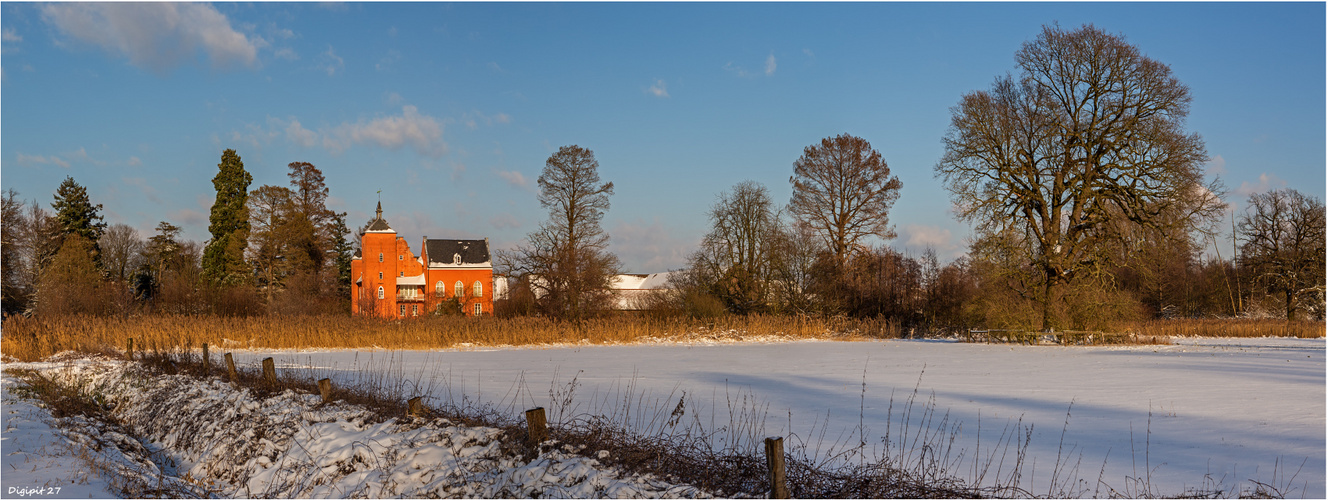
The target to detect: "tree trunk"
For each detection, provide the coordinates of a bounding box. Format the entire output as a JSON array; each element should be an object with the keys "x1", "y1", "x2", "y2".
[{"x1": 1286, "y1": 289, "x2": 1296, "y2": 321}]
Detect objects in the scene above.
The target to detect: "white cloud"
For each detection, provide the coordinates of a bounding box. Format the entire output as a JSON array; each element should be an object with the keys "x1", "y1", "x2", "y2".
[
  {"x1": 646, "y1": 79, "x2": 669, "y2": 98},
  {"x1": 40, "y1": 3, "x2": 258, "y2": 73},
  {"x1": 323, "y1": 105, "x2": 446, "y2": 157},
  {"x1": 610, "y1": 219, "x2": 693, "y2": 272},
  {"x1": 1234, "y1": 172, "x2": 1287, "y2": 199},
  {"x1": 487, "y1": 61, "x2": 502, "y2": 72},
  {"x1": 320, "y1": 45, "x2": 344, "y2": 76},
  {"x1": 127, "y1": 156, "x2": 142, "y2": 167},
  {"x1": 284, "y1": 118, "x2": 318, "y2": 148},
  {"x1": 273, "y1": 47, "x2": 298, "y2": 61},
  {"x1": 2, "y1": 28, "x2": 21, "y2": 43},
  {"x1": 489, "y1": 213, "x2": 522, "y2": 230},
  {"x1": 1206, "y1": 155, "x2": 1227, "y2": 176},
  {"x1": 764, "y1": 53, "x2": 777, "y2": 76},
  {"x1": 898, "y1": 224, "x2": 966, "y2": 261},
  {"x1": 496, "y1": 170, "x2": 528, "y2": 188},
  {"x1": 802, "y1": 48, "x2": 815, "y2": 59},
  {"x1": 16, "y1": 153, "x2": 70, "y2": 168}
]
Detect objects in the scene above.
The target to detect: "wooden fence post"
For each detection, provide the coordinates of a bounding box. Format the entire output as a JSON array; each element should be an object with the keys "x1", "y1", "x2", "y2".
[
  {"x1": 525, "y1": 407, "x2": 548, "y2": 446},
  {"x1": 765, "y1": 436, "x2": 789, "y2": 499},
  {"x1": 261, "y1": 357, "x2": 276, "y2": 385},
  {"x1": 224, "y1": 353, "x2": 237, "y2": 382},
  {"x1": 408, "y1": 396, "x2": 423, "y2": 417},
  {"x1": 202, "y1": 343, "x2": 210, "y2": 373},
  {"x1": 127, "y1": 338, "x2": 134, "y2": 361},
  {"x1": 319, "y1": 378, "x2": 332, "y2": 403}
]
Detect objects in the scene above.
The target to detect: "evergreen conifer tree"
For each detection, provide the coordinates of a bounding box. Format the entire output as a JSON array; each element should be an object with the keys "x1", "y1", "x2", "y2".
[
  {"x1": 50, "y1": 176, "x2": 106, "y2": 266},
  {"x1": 202, "y1": 149, "x2": 253, "y2": 285}
]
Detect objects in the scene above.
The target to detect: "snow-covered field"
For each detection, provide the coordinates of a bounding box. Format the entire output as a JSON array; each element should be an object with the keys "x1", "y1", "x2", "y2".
[
  {"x1": 2, "y1": 336, "x2": 1322, "y2": 498},
  {"x1": 228, "y1": 337, "x2": 1325, "y2": 497}
]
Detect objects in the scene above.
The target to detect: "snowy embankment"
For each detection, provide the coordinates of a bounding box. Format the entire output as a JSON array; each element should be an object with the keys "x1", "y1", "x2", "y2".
[
  {"x1": 1, "y1": 357, "x2": 707, "y2": 498},
  {"x1": 231, "y1": 336, "x2": 1325, "y2": 498}
]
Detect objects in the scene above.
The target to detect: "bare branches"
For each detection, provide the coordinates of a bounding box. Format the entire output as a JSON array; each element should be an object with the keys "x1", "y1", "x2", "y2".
[
  {"x1": 789, "y1": 134, "x2": 902, "y2": 269},
  {"x1": 936, "y1": 24, "x2": 1222, "y2": 329},
  {"x1": 1237, "y1": 189, "x2": 1326, "y2": 320}
]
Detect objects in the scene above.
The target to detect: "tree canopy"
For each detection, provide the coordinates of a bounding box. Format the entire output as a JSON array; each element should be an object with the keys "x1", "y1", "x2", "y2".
[{"x1": 936, "y1": 24, "x2": 1225, "y2": 329}]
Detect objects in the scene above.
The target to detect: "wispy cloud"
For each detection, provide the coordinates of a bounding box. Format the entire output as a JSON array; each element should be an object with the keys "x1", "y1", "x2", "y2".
[
  {"x1": 323, "y1": 105, "x2": 446, "y2": 157},
  {"x1": 284, "y1": 118, "x2": 318, "y2": 148},
  {"x1": 1234, "y1": 172, "x2": 1287, "y2": 199},
  {"x1": 610, "y1": 219, "x2": 693, "y2": 272},
  {"x1": 375, "y1": 49, "x2": 401, "y2": 71},
  {"x1": 40, "y1": 3, "x2": 259, "y2": 73},
  {"x1": 1205, "y1": 155, "x2": 1227, "y2": 176},
  {"x1": 320, "y1": 45, "x2": 344, "y2": 76},
  {"x1": 16, "y1": 153, "x2": 70, "y2": 169},
  {"x1": 495, "y1": 170, "x2": 528, "y2": 189},
  {"x1": 646, "y1": 79, "x2": 669, "y2": 98},
  {"x1": 898, "y1": 224, "x2": 965, "y2": 261},
  {"x1": 463, "y1": 110, "x2": 511, "y2": 130},
  {"x1": 725, "y1": 53, "x2": 778, "y2": 79},
  {"x1": 2, "y1": 28, "x2": 21, "y2": 43},
  {"x1": 273, "y1": 47, "x2": 298, "y2": 61},
  {"x1": 764, "y1": 53, "x2": 777, "y2": 76}
]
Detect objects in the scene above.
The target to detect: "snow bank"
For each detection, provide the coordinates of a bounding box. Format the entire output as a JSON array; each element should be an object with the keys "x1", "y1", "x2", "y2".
[{"x1": 4, "y1": 358, "x2": 708, "y2": 498}]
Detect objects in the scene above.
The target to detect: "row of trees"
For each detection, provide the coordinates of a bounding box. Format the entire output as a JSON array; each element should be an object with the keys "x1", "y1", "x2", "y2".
[
  {"x1": 3, "y1": 24, "x2": 1321, "y2": 326},
  {"x1": 493, "y1": 24, "x2": 1322, "y2": 327},
  {"x1": 1, "y1": 150, "x2": 356, "y2": 317}
]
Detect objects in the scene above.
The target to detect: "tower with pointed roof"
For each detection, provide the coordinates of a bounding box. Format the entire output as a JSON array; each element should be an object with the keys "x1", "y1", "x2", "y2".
[{"x1": 350, "y1": 202, "x2": 496, "y2": 318}]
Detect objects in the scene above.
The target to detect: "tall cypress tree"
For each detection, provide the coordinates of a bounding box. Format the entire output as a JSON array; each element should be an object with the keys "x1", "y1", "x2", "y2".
[
  {"x1": 51, "y1": 176, "x2": 106, "y2": 267},
  {"x1": 202, "y1": 149, "x2": 253, "y2": 286}
]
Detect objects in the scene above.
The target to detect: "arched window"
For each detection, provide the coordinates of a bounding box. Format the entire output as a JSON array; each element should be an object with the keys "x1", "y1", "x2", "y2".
[
  {"x1": 473, "y1": 281, "x2": 483, "y2": 297},
  {"x1": 454, "y1": 281, "x2": 464, "y2": 298},
  {"x1": 453, "y1": 253, "x2": 461, "y2": 265},
  {"x1": 377, "y1": 286, "x2": 384, "y2": 299},
  {"x1": 435, "y1": 281, "x2": 444, "y2": 297}
]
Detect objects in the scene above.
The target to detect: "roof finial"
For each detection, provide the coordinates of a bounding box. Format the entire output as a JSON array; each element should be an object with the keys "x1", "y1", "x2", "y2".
[{"x1": 375, "y1": 199, "x2": 383, "y2": 220}]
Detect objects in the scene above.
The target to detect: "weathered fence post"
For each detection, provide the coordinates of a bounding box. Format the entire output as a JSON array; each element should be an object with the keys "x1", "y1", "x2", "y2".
[
  {"x1": 127, "y1": 338, "x2": 134, "y2": 361},
  {"x1": 408, "y1": 396, "x2": 423, "y2": 417},
  {"x1": 765, "y1": 436, "x2": 789, "y2": 499},
  {"x1": 224, "y1": 353, "x2": 238, "y2": 382},
  {"x1": 261, "y1": 357, "x2": 277, "y2": 385},
  {"x1": 318, "y1": 378, "x2": 332, "y2": 403},
  {"x1": 525, "y1": 407, "x2": 548, "y2": 446},
  {"x1": 202, "y1": 343, "x2": 210, "y2": 373}
]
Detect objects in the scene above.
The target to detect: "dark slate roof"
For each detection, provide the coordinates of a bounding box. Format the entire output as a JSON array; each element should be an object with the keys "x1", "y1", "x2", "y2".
[
  {"x1": 353, "y1": 248, "x2": 362, "y2": 259},
  {"x1": 366, "y1": 217, "x2": 394, "y2": 232},
  {"x1": 425, "y1": 239, "x2": 491, "y2": 266}
]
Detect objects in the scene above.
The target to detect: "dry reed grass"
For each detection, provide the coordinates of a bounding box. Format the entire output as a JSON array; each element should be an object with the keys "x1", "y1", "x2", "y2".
[
  {"x1": 1, "y1": 314, "x2": 881, "y2": 362},
  {"x1": 1124, "y1": 318, "x2": 1325, "y2": 339}
]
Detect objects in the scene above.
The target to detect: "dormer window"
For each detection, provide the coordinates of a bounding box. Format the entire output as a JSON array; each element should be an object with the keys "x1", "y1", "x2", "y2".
[{"x1": 453, "y1": 253, "x2": 461, "y2": 265}]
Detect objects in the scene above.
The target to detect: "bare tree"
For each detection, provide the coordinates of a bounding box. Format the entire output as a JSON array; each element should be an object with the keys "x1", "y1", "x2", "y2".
[
  {"x1": 1237, "y1": 189, "x2": 1326, "y2": 320},
  {"x1": 99, "y1": 223, "x2": 143, "y2": 283},
  {"x1": 936, "y1": 24, "x2": 1224, "y2": 329},
  {"x1": 505, "y1": 145, "x2": 621, "y2": 320},
  {"x1": 247, "y1": 185, "x2": 296, "y2": 302},
  {"x1": 789, "y1": 133, "x2": 902, "y2": 269},
  {"x1": 688, "y1": 181, "x2": 779, "y2": 314}
]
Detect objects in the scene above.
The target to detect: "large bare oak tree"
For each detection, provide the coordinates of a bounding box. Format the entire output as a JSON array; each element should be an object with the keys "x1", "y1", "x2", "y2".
[
  {"x1": 1236, "y1": 189, "x2": 1325, "y2": 320},
  {"x1": 789, "y1": 133, "x2": 902, "y2": 269},
  {"x1": 936, "y1": 24, "x2": 1225, "y2": 329}
]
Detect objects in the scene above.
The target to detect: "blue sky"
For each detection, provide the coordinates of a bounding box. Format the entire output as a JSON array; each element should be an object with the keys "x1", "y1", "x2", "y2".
[{"x1": 2, "y1": 2, "x2": 1323, "y2": 272}]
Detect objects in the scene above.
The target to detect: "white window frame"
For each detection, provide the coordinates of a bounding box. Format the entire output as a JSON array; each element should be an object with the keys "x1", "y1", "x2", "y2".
[
  {"x1": 454, "y1": 281, "x2": 464, "y2": 298},
  {"x1": 435, "y1": 281, "x2": 444, "y2": 297},
  {"x1": 379, "y1": 253, "x2": 383, "y2": 262},
  {"x1": 474, "y1": 302, "x2": 482, "y2": 316},
  {"x1": 473, "y1": 281, "x2": 483, "y2": 297},
  {"x1": 377, "y1": 286, "x2": 384, "y2": 299}
]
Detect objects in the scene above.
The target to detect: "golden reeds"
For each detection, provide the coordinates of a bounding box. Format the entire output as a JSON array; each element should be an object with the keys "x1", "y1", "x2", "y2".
[
  {"x1": 1123, "y1": 318, "x2": 1325, "y2": 339},
  {"x1": 0, "y1": 314, "x2": 872, "y2": 362}
]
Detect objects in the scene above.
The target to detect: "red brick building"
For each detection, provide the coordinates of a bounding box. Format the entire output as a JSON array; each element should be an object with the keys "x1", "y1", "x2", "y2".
[{"x1": 351, "y1": 203, "x2": 494, "y2": 318}]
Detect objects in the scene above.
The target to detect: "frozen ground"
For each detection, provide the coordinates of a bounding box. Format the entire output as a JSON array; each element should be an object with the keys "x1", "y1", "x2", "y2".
[
  {"x1": 2, "y1": 357, "x2": 709, "y2": 499},
  {"x1": 227, "y1": 337, "x2": 1325, "y2": 498}
]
